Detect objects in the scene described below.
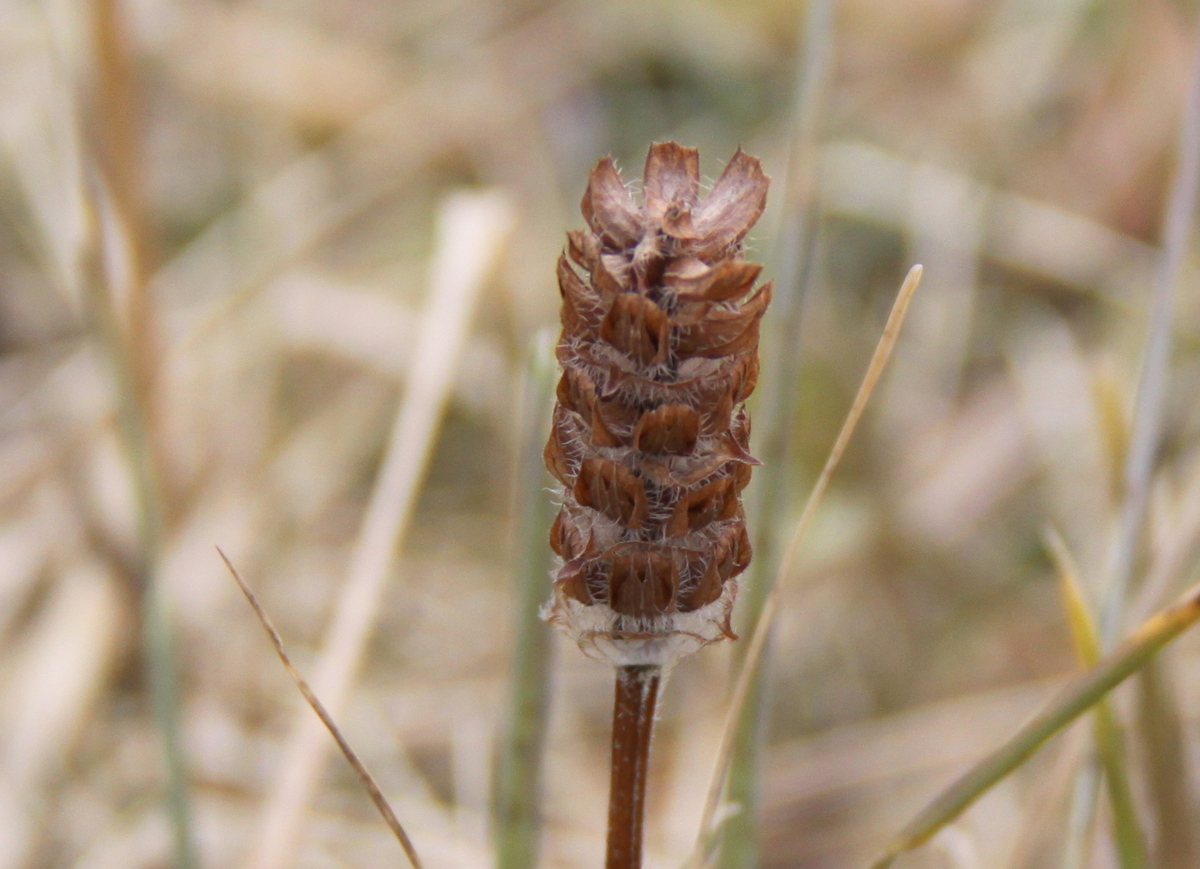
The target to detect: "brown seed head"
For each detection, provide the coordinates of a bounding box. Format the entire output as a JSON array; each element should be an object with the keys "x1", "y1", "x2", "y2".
[{"x1": 543, "y1": 142, "x2": 770, "y2": 667}]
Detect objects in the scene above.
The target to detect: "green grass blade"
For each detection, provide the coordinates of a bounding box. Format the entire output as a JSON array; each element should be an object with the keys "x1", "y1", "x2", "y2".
[
  {"x1": 1046, "y1": 529, "x2": 1146, "y2": 869},
  {"x1": 1094, "y1": 705, "x2": 1146, "y2": 869},
  {"x1": 79, "y1": 187, "x2": 198, "y2": 869},
  {"x1": 869, "y1": 579, "x2": 1200, "y2": 869},
  {"x1": 492, "y1": 331, "x2": 559, "y2": 869}
]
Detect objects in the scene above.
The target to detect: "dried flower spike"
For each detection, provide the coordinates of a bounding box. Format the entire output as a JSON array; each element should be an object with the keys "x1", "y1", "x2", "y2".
[{"x1": 543, "y1": 142, "x2": 770, "y2": 670}]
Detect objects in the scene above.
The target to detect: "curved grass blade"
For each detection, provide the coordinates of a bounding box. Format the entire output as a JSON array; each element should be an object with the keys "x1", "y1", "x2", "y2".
[
  {"x1": 869, "y1": 578, "x2": 1200, "y2": 869},
  {"x1": 247, "y1": 190, "x2": 512, "y2": 869},
  {"x1": 218, "y1": 549, "x2": 425, "y2": 869},
  {"x1": 688, "y1": 264, "x2": 922, "y2": 868}
]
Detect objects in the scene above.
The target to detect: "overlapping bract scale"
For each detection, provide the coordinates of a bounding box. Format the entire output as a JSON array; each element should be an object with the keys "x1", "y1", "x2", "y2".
[{"x1": 545, "y1": 142, "x2": 770, "y2": 655}]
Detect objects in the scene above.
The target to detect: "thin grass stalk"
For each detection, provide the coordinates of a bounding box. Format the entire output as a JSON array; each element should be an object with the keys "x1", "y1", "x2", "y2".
[
  {"x1": 1056, "y1": 19, "x2": 1200, "y2": 863},
  {"x1": 690, "y1": 265, "x2": 922, "y2": 866},
  {"x1": 1047, "y1": 530, "x2": 1146, "y2": 868},
  {"x1": 219, "y1": 551, "x2": 424, "y2": 869},
  {"x1": 245, "y1": 190, "x2": 513, "y2": 869},
  {"x1": 869, "y1": 578, "x2": 1200, "y2": 869},
  {"x1": 87, "y1": 0, "x2": 169, "y2": 576},
  {"x1": 606, "y1": 665, "x2": 661, "y2": 869},
  {"x1": 719, "y1": 2, "x2": 837, "y2": 864},
  {"x1": 493, "y1": 331, "x2": 559, "y2": 869},
  {"x1": 83, "y1": 222, "x2": 194, "y2": 869},
  {"x1": 78, "y1": 177, "x2": 197, "y2": 869},
  {"x1": 1086, "y1": 664, "x2": 1144, "y2": 867},
  {"x1": 88, "y1": 0, "x2": 153, "y2": 276},
  {"x1": 142, "y1": 578, "x2": 195, "y2": 869},
  {"x1": 1099, "y1": 19, "x2": 1200, "y2": 651},
  {"x1": 90, "y1": 0, "x2": 157, "y2": 346},
  {"x1": 81, "y1": 6, "x2": 196, "y2": 866}
]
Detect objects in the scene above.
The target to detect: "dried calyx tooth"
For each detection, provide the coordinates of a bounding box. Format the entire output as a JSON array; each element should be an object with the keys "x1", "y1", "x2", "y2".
[{"x1": 542, "y1": 142, "x2": 770, "y2": 669}]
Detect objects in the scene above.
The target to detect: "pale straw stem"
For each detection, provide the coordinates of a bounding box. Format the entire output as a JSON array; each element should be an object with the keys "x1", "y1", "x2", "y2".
[
  {"x1": 244, "y1": 190, "x2": 513, "y2": 869},
  {"x1": 690, "y1": 264, "x2": 922, "y2": 863}
]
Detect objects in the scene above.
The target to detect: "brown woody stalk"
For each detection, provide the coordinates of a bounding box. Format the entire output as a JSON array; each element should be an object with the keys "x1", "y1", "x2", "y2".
[
  {"x1": 606, "y1": 666, "x2": 661, "y2": 869},
  {"x1": 543, "y1": 143, "x2": 770, "y2": 866}
]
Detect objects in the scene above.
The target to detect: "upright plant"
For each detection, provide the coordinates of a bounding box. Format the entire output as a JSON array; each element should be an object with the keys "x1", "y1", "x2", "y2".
[{"x1": 541, "y1": 142, "x2": 771, "y2": 869}]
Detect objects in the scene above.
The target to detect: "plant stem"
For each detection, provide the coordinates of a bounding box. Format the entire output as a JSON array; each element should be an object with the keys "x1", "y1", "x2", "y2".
[
  {"x1": 1057, "y1": 18, "x2": 1200, "y2": 867},
  {"x1": 720, "y1": 2, "x2": 836, "y2": 863},
  {"x1": 78, "y1": 182, "x2": 196, "y2": 869},
  {"x1": 493, "y1": 332, "x2": 558, "y2": 869},
  {"x1": 245, "y1": 192, "x2": 511, "y2": 869},
  {"x1": 1099, "y1": 16, "x2": 1200, "y2": 652},
  {"x1": 606, "y1": 665, "x2": 661, "y2": 869}
]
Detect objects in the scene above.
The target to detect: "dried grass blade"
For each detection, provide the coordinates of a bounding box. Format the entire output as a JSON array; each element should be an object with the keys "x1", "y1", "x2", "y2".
[
  {"x1": 218, "y1": 549, "x2": 424, "y2": 869},
  {"x1": 1046, "y1": 529, "x2": 1146, "y2": 869},
  {"x1": 244, "y1": 190, "x2": 514, "y2": 869},
  {"x1": 689, "y1": 264, "x2": 922, "y2": 866},
  {"x1": 868, "y1": 579, "x2": 1200, "y2": 869}
]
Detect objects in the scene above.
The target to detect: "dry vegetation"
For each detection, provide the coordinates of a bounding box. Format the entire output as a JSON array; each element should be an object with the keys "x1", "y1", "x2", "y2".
[{"x1": 3, "y1": 1, "x2": 1200, "y2": 868}]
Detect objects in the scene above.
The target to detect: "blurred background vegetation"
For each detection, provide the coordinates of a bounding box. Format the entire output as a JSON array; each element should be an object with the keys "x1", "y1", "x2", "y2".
[{"x1": 3, "y1": 0, "x2": 1200, "y2": 867}]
